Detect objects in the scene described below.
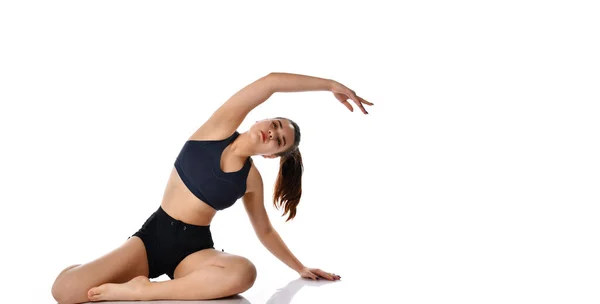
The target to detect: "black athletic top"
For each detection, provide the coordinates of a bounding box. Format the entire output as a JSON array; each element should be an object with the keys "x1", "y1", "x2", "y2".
[{"x1": 174, "y1": 131, "x2": 252, "y2": 210}]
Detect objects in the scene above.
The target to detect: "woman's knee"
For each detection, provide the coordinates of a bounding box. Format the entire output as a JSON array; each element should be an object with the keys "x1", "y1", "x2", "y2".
[
  {"x1": 234, "y1": 258, "x2": 257, "y2": 291},
  {"x1": 51, "y1": 266, "x2": 82, "y2": 303},
  {"x1": 55, "y1": 264, "x2": 81, "y2": 281},
  {"x1": 51, "y1": 278, "x2": 72, "y2": 303}
]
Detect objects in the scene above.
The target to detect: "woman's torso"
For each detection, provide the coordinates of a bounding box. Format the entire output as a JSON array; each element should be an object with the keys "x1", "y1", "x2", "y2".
[
  {"x1": 160, "y1": 166, "x2": 217, "y2": 226},
  {"x1": 160, "y1": 127, "x2": 249, "y2": 226}
]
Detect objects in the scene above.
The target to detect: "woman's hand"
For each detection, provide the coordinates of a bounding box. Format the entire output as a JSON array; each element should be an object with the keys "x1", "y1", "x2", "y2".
[
  {"x1": 330, "y1": 80, "x2": 374, "y2": 114},
  {"x1": 298, "y1": 266, "x2": 341, "y2": 281}
]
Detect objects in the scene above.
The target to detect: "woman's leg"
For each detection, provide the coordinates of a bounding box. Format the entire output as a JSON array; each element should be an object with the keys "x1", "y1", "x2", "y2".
[
  {"x1": 87, "y1": 249, "x2": 257, "y2": 301},
  {"x1": 51, "y1": 236, "x2": 149, "y2": 304}
]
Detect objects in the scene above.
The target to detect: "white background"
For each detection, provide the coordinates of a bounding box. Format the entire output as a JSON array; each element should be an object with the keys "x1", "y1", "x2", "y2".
[{"x1": 1, "y1": 1, "x2": 599, "y2": 303}]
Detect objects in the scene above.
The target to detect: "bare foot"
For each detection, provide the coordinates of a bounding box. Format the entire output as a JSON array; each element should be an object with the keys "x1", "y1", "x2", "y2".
[{"x1": 87, "y1": 275, "x2": 151, "y2": 302}]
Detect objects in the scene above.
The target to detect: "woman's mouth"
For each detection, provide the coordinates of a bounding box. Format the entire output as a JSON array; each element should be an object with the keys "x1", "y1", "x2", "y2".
[{"x1": 260, "y1": 131, "x2": 266, "y2": 142}]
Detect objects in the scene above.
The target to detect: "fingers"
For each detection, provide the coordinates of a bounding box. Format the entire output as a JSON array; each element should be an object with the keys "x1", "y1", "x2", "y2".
[
  {"x1": 320, "y1": 271, "x2": 335, "y2": 281},
  {"x1": 346, "y1": 90, "x2": 370, "y2": 115},
  {"x1": 302, "y1": 269, "x2": 341, "y2": 281},
  {"x1": 314, "y1": 269, "x2": 331, "y2": 280},
  {"x1": 341, "y1": 101, "x2": 353, "y2": 112},
  {"x1": 350, "y1": 94, "x2": 368, "y2": 114},
  {"x1": 334, "y1": 93, "x2": 354, "y2": 112},
  {"x1": 359, "y1": 96, "x2": 374, "y2": 106},
  {"x1": 334, "y1": 91, "x2": 373, "y2": 114},
  {"x1": 314, "y1": 269, "x2": 338, "y2": 281}
]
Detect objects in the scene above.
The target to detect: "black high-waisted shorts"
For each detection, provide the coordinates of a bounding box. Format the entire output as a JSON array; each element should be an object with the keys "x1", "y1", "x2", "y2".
[{"x1": 128, "y1": 205, "x2": 215, "y2": 279}]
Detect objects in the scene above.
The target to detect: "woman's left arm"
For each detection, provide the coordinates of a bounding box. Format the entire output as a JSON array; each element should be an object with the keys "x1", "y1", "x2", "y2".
[
  {"x1": 257, "y1": 228, "x2": 305, "y2": 273},
  {"x1": 242, "y1": 166, "x2": 341, "y2": 281}
]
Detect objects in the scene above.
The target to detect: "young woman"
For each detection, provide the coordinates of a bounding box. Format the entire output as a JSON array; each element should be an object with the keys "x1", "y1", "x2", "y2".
[{"x1": 51, "y1": 72, "x2": 373, "y2": 303}]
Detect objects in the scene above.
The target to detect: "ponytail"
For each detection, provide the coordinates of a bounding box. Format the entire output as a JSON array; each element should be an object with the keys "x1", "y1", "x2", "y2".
[
  {"x1": 272, "y1": 117, "x2": 302, "y2": 221},
  {"x1": 273, "y1": 147, "x2": 303, "y2": 222}
]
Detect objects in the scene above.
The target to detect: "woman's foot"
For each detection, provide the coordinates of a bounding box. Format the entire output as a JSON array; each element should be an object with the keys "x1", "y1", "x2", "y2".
[{"x1": 87, "y1": 275, "x2": 151, "y2": 302}]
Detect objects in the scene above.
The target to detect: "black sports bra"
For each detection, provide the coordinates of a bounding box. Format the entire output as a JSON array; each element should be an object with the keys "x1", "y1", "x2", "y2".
[{"x1": 174, "y1": 131, "x2": 252, "y2": 210}]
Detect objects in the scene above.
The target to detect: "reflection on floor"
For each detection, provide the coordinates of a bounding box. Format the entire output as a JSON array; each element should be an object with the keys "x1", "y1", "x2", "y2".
[{"x1": 80, "y1": 277, "x2": 342, "y2": 304}]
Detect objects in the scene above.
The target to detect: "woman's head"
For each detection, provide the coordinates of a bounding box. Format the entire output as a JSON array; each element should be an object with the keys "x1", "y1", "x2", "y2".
[
  {"x1": 249, "y1": 117, "x2": 301, "y2": 158},
  {"x1": 249, "y1": 117, "x2": 303, "y2": 222}
]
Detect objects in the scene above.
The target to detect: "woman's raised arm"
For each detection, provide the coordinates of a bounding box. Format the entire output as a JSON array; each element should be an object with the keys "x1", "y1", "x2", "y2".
[{"x1": 198, "y1": 72, "x2": 371, "y2": 139}]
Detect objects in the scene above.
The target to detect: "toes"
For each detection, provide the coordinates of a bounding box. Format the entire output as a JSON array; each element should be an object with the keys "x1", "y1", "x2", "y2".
[
  {"x1": 87, "y1": 287, "x2": 96, "y2": 299},
  {"x1": 87, "y1": 289, "x2": 94, "y2": 301},
  {"x1": 87, "y1": 285, "x2": 104, "y2": 301}
]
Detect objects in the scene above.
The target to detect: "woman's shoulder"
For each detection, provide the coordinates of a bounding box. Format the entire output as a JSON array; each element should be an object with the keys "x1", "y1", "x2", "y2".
[{"x1": 187, "y1": 123, "x2": 238, "y2": 142}]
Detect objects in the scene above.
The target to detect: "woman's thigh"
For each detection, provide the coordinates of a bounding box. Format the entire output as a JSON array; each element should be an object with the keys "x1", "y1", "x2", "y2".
[
  {"x1": 51, "y1": 236, "x2": 149, "y2": 303},
  {"x1": 173, "y1": 248, "x2": 256, "y2": 279}
]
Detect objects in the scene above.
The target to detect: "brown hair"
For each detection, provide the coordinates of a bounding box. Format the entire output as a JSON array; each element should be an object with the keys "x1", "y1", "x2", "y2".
[{"x1": 272, "y1": 117, "x2": 303, "y2": 222}]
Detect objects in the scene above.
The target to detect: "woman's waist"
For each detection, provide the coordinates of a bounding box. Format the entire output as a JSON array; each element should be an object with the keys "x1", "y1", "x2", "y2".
[{"x1": 160, "y1": 198, "x2": 216, "y2": 226}]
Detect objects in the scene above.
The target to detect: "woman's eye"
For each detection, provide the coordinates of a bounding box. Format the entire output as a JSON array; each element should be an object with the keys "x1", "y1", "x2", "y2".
[
  {"x1": 272, "y1": 122, "x2": 277, "y2": 128},
  {"x1": 277, "y1": 139, "x2": 281, "y2": 146}
]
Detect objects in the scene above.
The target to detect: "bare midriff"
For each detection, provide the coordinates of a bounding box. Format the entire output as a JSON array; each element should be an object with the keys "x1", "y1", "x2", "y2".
[{"x1": 159, "y1": 166, "x2": 217, "y2": 226}]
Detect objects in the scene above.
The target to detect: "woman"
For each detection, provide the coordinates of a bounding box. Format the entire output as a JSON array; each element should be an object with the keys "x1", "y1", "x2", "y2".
[{"x1": 51, "y1": 72, "x2": 373, "y2": 303}]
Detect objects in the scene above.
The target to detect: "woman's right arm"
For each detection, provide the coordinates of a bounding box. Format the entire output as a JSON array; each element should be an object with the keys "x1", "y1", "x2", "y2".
[
  {"x1": 214, "y1": 72, "x2": 335, "y2": 120},
  {"x1": 266, "y1": 72, "x2": 373, "y2": 114},
  {"x1": 195, "y1": 72, "x2": 371, "y2": 139},
  {"x1": 265, "y1": 72, "x2": 333, "y2": 93}
]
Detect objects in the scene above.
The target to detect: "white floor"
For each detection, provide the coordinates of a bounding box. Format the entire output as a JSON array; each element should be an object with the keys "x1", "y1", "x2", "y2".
[
  {"x1": 30, "y1": 205, "x2": 600, "y2": 304},
  {"x1": 77, "y1": 276, "x2": 352, "y2": 304}
]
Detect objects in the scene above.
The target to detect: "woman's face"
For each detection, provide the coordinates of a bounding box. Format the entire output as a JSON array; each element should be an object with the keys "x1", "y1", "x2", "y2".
[{"x1": 249, "y1": 118, "x2": 296, "y2": 158}]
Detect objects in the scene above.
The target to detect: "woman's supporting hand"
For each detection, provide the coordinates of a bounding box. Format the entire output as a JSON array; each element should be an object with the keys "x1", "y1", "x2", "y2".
[
  {"x1": 330, "y1": 80, "x2": 374, "y2": 114},
  {"x1": 298, "y1": 266, "x2": 341, "y2": 281}
]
